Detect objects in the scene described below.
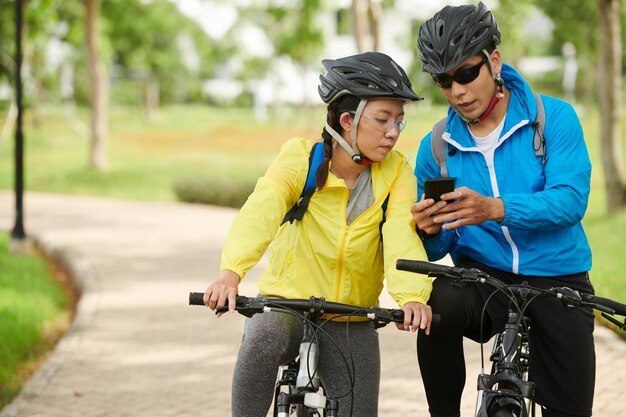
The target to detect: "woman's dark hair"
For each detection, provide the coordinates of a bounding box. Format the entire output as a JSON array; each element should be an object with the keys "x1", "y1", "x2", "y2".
[{"x1": 316, "y1": 95, "x2": 360, "y2": 189}]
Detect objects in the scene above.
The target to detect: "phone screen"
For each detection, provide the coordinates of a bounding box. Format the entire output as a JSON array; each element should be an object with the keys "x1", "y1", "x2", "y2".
[{"x1": 424, "y1": 177, "x2": 456, "y2": 202}]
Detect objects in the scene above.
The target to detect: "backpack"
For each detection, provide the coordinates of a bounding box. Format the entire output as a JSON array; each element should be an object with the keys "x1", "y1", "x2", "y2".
[
  {"x1": 431, "y1": 93, "x2": 546, "y2": 177},
  {"x1": 281, "y1": 141, "x2": 326, "y2": 225},
  {"x1": 281, "y1": 142, "x2": 389, "y2": 232}
]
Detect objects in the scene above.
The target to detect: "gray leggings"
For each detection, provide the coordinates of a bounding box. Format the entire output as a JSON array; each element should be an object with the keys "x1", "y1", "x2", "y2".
[{"x1": 231, "y1": 310, "x2": 380, "y2": 417}]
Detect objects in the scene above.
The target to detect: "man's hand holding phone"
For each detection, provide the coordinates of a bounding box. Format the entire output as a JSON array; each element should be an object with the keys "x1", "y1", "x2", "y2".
[
  {"x1": 412, "y1": 178, "x2": 505, "y2": 235},
  {"x1": 411, "y1": 177, "x2": 456, "y2": 239},
  {"x1": 424, "y1": 177, "x2": 456, "y2": 202}
]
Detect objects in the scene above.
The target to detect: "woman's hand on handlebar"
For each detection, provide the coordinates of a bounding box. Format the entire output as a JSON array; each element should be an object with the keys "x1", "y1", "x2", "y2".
[
  {"x1": 398, "y1": 301, "x2": 432, "y2": 335},
  {"x1": 204, "y1": 270, "x2": 240, "y2": 316}
]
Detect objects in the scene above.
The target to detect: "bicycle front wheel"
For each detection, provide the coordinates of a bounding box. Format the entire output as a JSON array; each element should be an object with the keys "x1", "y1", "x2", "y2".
[{"x1": 491, "y1": 410, "x2": 521, "y2": 417}]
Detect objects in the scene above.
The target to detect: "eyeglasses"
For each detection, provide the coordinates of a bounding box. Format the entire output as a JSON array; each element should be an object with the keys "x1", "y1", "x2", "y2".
[
  {"x1": 358, "y1": 113, "x2": 408, "y2": 133},
  {"x1": 431, "y1": 56, "x2": 488, "y2": 89}
]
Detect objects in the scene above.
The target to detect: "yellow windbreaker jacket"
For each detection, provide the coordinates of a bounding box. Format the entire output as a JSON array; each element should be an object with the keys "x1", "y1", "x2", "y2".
[{"x1": 221, "y1": 138, "x2": 431, "y2": 308}]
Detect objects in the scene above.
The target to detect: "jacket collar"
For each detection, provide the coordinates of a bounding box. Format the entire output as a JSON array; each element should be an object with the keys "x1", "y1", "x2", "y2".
[{"x1": 444, "y1": 64, "x2": 536, "y2": 149}]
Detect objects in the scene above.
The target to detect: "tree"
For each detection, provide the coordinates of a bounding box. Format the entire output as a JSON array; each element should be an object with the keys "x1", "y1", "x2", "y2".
[
  {"x1": 492, "y1": 0, "x2": 536, "y2": 67},
  {"x1": 352, "y1": 0, "x2": 382, "y2": 52},
  {"x1": 265, "y1": 0, "x2": 324, "y2": 70},
  {"x1": 534, "y1": 0, "x2": 625, "y2": 213},
  {"x1": 100, "y1": 0, "x2": 216, "y2": 118},
  {"x1": 533, "y1": 0, "x2": 599, "y2": 110},
  {"x1": 0, "y1": 0, "x2": 62, "y2": 135},
  {"x1": 238, "y1": 0, "x2": 324, "y2": 106},
  {"x1": 86, "y1": 0, "x2": 109, "y2": 171},
  {"x1": 597, "y1": 0, "x2": 626, "y2": 213}
]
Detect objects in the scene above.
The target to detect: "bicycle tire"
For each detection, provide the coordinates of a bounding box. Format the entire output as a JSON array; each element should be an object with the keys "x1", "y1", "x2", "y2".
[
  {"x1": 293, "y1": 404, "x2": 320, "y2": 416},
  {"x1": 492, "y1": 411, "x2": 515, "y2": 417}
]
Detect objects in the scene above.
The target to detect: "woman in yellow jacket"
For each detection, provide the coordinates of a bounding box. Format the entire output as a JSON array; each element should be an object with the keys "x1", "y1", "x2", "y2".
[{"x1": 204, "y1": 52, "x2": 432, "y2": 417}]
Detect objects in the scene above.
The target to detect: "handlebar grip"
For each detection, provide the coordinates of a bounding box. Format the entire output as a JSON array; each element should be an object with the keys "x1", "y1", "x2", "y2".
[
  {"x1": 396, "y1": 259, "x2": 456, "y2": 276},
  {"x1": 391, "y1": 310, "x2": 441, "y2": 329},
  {"x1": 585, "y1": 294, "x2": 626, "y2": 316},
  {"x1": 189, "y1": 292, "x2": 205, "y2": 306},
  {"x1": 391, "y1": 309, "x2": 404, "y2": 321}
]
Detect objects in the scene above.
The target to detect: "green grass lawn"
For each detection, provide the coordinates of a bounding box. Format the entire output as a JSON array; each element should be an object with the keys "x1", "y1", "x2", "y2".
[
  {"x1": 0, "y1": 103, "x2": 445, "y2": 200},
  {"x1": 0, "y1": 232, "x2": 74, "y2": 408}
]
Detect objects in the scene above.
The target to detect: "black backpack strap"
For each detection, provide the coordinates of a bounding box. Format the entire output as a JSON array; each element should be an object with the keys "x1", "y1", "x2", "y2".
[
  {"x1": 431, "y1": 117, "x2": 448, "y2": 177},
  {"x1": 281, "y1": 141, "x2": 325, "y2": 225},
  {"x1": 532, "y1": 92, "x2": 546, "y2": 165},
  {"x1": 379, "y1": 193, "x2": 390, "y2": 238}
]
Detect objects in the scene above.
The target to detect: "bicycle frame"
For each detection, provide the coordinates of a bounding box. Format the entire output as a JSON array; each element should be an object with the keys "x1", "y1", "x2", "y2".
[{"x1": 274, "y1": 310, "x2": 338, "y2": 417}]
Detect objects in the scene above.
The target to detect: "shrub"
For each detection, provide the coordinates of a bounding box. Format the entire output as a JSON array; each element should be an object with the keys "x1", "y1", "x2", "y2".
[{"x1": 173, "y1": 177, "x2": 257, "y2": 208}]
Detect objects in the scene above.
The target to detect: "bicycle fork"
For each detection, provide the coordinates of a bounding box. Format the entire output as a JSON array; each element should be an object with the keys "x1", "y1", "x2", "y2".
[
  {"x1": 275, "y1": 319, "x2": 339, "y2": 416},
  {"x1": 475, "y1": 312, "x2": 535, "y2": 417}
]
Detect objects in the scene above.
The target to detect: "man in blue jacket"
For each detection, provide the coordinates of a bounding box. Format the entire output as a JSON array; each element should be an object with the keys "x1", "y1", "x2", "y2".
[{"x1": 411, "y1": 3, "x2": 595, "y2": 417}]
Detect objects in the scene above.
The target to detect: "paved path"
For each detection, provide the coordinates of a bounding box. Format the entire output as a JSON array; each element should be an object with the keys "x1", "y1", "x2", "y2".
[{"x1": 1, "y1": 191, "x2": 624, "y2": 417}]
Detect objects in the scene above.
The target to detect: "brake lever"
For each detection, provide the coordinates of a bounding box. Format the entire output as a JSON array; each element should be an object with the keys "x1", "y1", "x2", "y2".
[
  {"x1": 369, "y1": 308, "x2": 404, "y2": 329},
  {"x1": 215, "y1": 296, "x2": 265, "y2": 317},
  {"x1": 601, "y1": 313, "x2": 626, "y2": 330},
  {"x1": 553, "y1": 287, "x2": 583, "y2": 308},
  {"x1": 555, "y1": 288, "x2": 621, "y2": 316},
  {"x1": 430, "y1": 267, "x2": 488, "y2": 282}
]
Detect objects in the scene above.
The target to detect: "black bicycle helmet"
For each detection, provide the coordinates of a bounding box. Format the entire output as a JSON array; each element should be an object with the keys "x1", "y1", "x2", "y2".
[
  {"x1": 318, "y1": 52, "x2": 421, "y2": 104},
  {"x1": 417, "y1": 1, "x2": 501, "y2": 74}
]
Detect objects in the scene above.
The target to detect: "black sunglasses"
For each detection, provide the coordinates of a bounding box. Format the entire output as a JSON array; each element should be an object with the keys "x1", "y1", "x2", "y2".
[{"x1": 431, "y1": 56, "x2": 488, "y2": 89}]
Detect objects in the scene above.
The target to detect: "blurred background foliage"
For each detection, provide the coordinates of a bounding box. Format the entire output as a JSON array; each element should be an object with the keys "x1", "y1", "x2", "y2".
[{"x1": 0, "y1": 0, "x2": 623, "y2": 110}]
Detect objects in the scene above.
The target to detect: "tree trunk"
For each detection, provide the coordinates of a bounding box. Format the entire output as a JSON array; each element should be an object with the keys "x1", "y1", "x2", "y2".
[
  {"x1": 368, "y1": 0, "x2": 381, "y2": 52},
  {"x1": 146, "y1": 72, "x2": 160, "y2": 121},
  {"x1": 0, "y1": 100, "x2": 18, "y2": 144},
  {"x1": 351, "y1": 0, "x2": 381, "y2": 52},
  {"x1": 86, "y1": 0, "x2": 109, "y2": 171},
  {"x1": 352, "y1": 0, "x2": 368, "y2": 52},
  {"x1": 597, "y1": 0, "x2": 626, "y2": 213}
]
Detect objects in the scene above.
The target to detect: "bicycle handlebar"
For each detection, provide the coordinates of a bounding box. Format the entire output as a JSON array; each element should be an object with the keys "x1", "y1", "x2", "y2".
[
  {"x1": 396, "y1": 259, "x2": 626, "y2": 329},
  {"x1": 396, "y1": 259, "x2": 490, "y2": 282},
  {"x1": 189, "y1": 293, "x2": 416, "y2": 326}
]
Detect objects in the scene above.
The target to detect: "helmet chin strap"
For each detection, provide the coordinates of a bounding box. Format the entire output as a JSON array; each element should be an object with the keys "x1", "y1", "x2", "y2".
[{"x1": 324, "y1": 99, "x2": 374, "y2": 165}]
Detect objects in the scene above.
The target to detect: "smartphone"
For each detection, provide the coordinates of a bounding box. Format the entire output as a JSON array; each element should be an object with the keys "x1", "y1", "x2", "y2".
[{"x1": 424, "y1": 177, "x2": 456, "y2": 202}]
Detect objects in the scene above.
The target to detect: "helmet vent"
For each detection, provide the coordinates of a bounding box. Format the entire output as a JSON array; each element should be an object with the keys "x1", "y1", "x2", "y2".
[
  {"x1": 460, "y1": 13, "x2": 473, "y2": 28},
  {"x1": 471, "y1": 27, "x2": 489, "y2": 43},
  {"x1": 390, "y1": 60, "x2": 402, "y2": 75},
  {"x1": 436, "y1": 19, "x2": 445, "y2": 37},
  {"x1": 381, "y1": 75, "x2": 398, "y2": 88},
  {"x1": 333, "y1": 66, "x2": 360, "y2": 76},
  {"x1": 478, "y1": 11, "x2": 491, "y2": 25}
]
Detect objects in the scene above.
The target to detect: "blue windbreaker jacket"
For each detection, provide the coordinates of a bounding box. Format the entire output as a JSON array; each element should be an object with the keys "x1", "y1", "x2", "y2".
[{"x1": 414, "y1": 64, "x2": 592, "y2": 276}]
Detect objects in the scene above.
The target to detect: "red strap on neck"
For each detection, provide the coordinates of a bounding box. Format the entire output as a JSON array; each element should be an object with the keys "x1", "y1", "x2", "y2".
[{"x1": 478, "y1": 83, "x2": 504, "y2": 122}]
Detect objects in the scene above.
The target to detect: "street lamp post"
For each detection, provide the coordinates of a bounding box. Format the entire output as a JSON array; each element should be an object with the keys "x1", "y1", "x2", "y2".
[{"x1": 10, "y1": 0, "x2": 28, "y2": 253}]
